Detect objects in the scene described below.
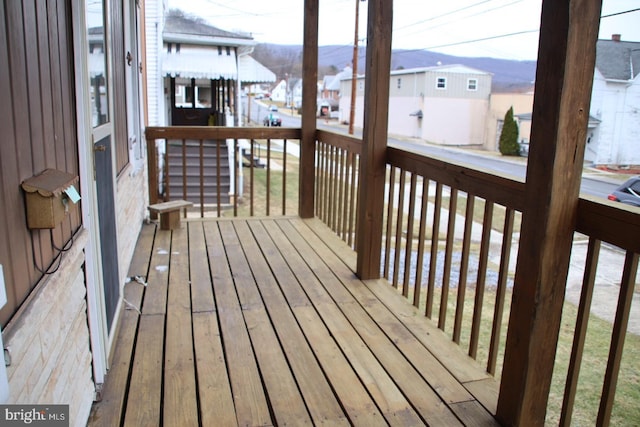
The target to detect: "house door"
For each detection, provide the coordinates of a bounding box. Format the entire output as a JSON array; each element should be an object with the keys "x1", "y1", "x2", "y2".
[
  {"x1": 94, "y1": 135, "x2": 120, "y2": 331},
  {"x1": 86, "y1": 0, "x2": 120, "y2": 334}
]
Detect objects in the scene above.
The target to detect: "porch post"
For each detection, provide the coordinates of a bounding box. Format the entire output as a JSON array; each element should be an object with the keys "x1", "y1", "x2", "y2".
[
  {"x1": 355, "y1": 0, "x2": 392, "y2": 280},
  {"x1": 497, "y1": 0, "x2": 602, "y2": 424},
  {"x1": 299, "y1": 0, "x2": 318, "y2": 218}
]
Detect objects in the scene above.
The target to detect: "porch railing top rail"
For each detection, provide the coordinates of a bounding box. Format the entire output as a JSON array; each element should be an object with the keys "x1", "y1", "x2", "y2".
[{"x1": 145, "y1": 125, "x2": 302, "y2": 141}]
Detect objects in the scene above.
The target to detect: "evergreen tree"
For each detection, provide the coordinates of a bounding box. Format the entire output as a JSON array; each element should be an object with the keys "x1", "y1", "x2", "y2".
[{"x1": 499, "y1": 106, "x2": 520, "y2": 156}]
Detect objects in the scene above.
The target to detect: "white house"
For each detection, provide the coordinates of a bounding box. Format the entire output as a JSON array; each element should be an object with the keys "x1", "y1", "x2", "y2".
[
  {"x1": 340, "y1": 64, "x2": 492, "y2": 145},
  {"x1": 145, "y1": 6, "x2": 275, "y2": 127},
  {"x1": 587, "y1": 35, "x2": 640, "y2": 166},
  {"x1": 270, "y1": 80, "x2": 288, "y2": 103}
]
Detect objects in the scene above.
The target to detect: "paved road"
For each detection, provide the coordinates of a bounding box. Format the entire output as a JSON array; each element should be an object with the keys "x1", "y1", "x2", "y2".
[{"x1": 243, "y1": 99, "x2": 619, "y2": 199}]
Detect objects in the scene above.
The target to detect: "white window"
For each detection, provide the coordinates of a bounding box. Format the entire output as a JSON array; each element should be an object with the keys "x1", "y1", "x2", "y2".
[
  {"x1": 467, "y1": 78, "x2": 478, "y2": 91},
  {"x1": 436, "y1": 77, "x2": 447, "y2": 89}
]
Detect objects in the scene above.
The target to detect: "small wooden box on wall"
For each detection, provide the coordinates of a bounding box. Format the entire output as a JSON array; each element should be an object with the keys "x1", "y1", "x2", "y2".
[{"x1": 21, "y1": 169, "x2": 80, "y2": 229}]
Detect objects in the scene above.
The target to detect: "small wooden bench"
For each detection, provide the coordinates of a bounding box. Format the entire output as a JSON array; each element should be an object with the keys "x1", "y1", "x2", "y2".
[{"x1": 147, "y1": 200, "x2": 193, "y2": 230}]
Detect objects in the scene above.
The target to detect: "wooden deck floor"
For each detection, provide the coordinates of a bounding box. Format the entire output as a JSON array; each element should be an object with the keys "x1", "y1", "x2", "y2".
[{"x1": 88, "y1": 217, "x2": 499, "y2": 426}]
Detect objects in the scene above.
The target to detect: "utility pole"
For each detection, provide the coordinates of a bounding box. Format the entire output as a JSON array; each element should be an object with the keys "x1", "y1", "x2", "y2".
[{"x1": 348, "y1": 0, "x2": 364, "y2": 135}]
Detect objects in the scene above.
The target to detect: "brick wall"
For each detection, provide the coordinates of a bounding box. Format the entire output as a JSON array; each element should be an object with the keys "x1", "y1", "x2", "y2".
[{"x1": 3, "y1": 230, "x2": 94, "y2": 427}]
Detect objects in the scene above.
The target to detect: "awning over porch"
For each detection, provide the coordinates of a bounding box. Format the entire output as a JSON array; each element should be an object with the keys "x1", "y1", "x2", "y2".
[
  {"x1": 162, "y1": 51, "x2": 237, "y2": 80},
  {"x1": 239, "y1": 55, "x2": 276, "y2": 83}
]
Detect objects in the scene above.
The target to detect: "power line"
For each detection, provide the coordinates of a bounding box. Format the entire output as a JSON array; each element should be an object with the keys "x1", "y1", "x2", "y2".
[
  {"x1": 397, "y1": 29, "x2": 539, "y2": 54},
  {"x1": 601, "y1": 7, "x2": 640, "y2": 19},
  {"x1": 395, "y1": 0, "x2": 493, "y2": 32}
]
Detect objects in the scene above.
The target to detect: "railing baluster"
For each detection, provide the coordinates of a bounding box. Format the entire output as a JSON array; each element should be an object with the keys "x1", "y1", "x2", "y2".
[
  {"x1": 469, "y1": 200, "x2": 494, "y2": 359},
  {"x1": 315, "y1": 141, "x2": 323, "y2": 218},
  {"x1": 453, "y1": 193, "x2": 474, "y2": 344},
  {"x1": 488, "y1": 207, "x2": 515, "y2": 375},
  {"x1": 413, "y1": 177, "x2": 429, "y2": 308},
  {"x1": 560, "y1": 237, "x2": 601, "y2": 426},
  {"x1": 426, "y1": 182, "x2": 443, "y2": 319},
  {"x1": 282, "y1": 139, "x2": 287, "y2": 215},
  {"x1": 340, "y1": 151, "x2": 350, "y2": 242},
  {"x1": 199, "y1": 140, "x2": 204, "y2": 217},
  {"x1": 383, "y1": 166, "x2": 396, "y2": 280},
  {"x1": 330, "y1": 146, "x2": 338, "y2": 231},
  {"x1": 164, "y1": 146, "x2": 170, "y2": 201},
  {"x1": 266, "y1": 138, "x2": 271, "y2": 216},
  {"x1": 216, "y1": 139, "x2": 221, "y2": 216},
  {"x1": 597, "y1": 250, "x2": 639, "y2": 425},
  {"x1": 347, "y1": 152, "x2": 358, "y2": 248},
  {"x1": 439, "y1": 187, "x2": 458, "y2": 331},
  {"x1": 335, "y1": 148, "x2": 344, "y2": 235},
  {"x1": 353, "y1": 155, "x2": 360, "y2": 250},
  {"x1": 233, "y1": 139, "x2": 238, "y2": 217},
  {"x1": 181, "y1": 139, "x2": 187, "y2": 201},
  {"x1": 403, "y1": 173, "x2": 417, "y2": 298},
  {"x1": 392, "y1": 170, "x2": 406, "y2": 289},
  {"x1": 250, "y1": 139, "x2": 255, "y2": 217},
  {"x1": 323, "y1": 144, "x2": 331, "y2": 223}
]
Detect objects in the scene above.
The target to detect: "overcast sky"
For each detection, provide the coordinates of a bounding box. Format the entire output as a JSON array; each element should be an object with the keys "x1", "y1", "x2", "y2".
[{"x1": 167, "y1": 0, "x2": 640, "y2": 61}]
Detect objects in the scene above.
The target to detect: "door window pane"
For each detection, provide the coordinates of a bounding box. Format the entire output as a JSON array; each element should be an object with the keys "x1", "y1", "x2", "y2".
[{"x1": 86, "y1": 0, "x2": 109, "y2": 127}]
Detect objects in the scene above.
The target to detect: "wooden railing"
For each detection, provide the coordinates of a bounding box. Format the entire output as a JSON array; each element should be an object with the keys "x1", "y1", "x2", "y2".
[
  {"x1": 314, "y1": 130, "x2": 362, "y2": 249},
  {"x1": 146, "y1": 126, "x2": 640, "y2": 424},
  {"x1": 145, "y1": 126, "x2": 301, "y2": 217},
  {"x1": 314, "y1": 132, "x2": 640, "y2": 425}
]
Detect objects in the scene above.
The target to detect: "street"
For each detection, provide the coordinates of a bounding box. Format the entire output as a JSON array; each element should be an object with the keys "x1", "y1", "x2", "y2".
[{"x1": 243, "y1": 98, "x2": 620, "y2": 199}]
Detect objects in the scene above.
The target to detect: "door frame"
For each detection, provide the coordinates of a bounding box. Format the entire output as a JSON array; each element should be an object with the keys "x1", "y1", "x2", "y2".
[{"x1": 71, "y1": 0, "x2": 117, "y2": 386}]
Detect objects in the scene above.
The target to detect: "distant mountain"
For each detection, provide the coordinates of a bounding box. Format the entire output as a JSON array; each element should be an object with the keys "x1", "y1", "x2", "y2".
[{"x1": 253, "y1": 43, "x2": 537, "y2": 92}]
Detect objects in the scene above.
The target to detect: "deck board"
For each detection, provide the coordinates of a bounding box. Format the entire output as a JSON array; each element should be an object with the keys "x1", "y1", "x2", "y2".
[{"x1": 89, "y1": 218, "x2": 499, "y2": 426}]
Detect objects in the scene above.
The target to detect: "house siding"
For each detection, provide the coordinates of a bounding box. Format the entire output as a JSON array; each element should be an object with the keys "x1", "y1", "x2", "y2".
[
  {"x1": 339, "y1": 66, "x2": 491, "y2": 145},
  {"x1": 145, "y1": 0, "x2": 162, "y2": 126},
  {"x1": 487, "y1": 92, "x2": 534, "y2": 151},
  {"x1": 422, "y1": 98, "x2": 489, "y2": 146},
  {"x1": 423, "y1": 71, "x2": 491, "y2": 99},
  {"x1": 116, "y1": 165, "x2": 148, "y2": 285},
  {"x1": 3, "y1": 230, "x2": 94, "y2": 427},
  {"x1": 589, "y1": 73, "x2": 640, "y2": 165}
]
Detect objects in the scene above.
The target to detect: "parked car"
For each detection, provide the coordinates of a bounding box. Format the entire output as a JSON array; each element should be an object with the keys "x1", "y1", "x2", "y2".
[
  {"x1": 607, "y1": 176, "x2": 640, "y2": 206},
  {"x1": 269, "y1": 105, "x2": 278, "y2": 112},
  {"x1": 263, "y1": 114, "x2": 282, "y2": 126}
]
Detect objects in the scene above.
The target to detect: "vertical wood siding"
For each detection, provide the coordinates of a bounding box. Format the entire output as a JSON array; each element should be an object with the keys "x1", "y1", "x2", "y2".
[{"x1": 0, "y1": 0, "x2": 81, "y2": 325}]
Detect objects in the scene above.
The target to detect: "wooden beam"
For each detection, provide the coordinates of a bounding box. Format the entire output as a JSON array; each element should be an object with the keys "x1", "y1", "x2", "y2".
[
  {"x1": 496, "y1": 0, "x2": 602, "y2": 424},
  {"x1": 299, "y1": 0, "x2": 319, "y2": 218},
  {"x1": 355, "y1": 0, "x2": 393, "y2": 280}
]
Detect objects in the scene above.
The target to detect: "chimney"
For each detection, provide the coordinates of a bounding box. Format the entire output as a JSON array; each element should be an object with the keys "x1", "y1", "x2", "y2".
[{"x1": 612, "y1": 34, "x2": 621, "y2": 42}]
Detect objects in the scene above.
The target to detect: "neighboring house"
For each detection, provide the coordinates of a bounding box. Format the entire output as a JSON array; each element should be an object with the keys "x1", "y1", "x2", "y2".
[
  {"x1": 340, "y1": 65, "x2": 492, "y2": 145},
  {"x1": 319, "y1": 67, "x2": 352, "y2": 117},
  {"x1": 487, "y1": 89, "x2": 535, "y2": 152},
  {"x1": 146, "y1": 8, "x2": 275, "y2": 127},
  {"x1": 270, "y1": 79, "x2": 288, "y2": 103},
  {"x1": 587, "y1": 35, "x2": 640, "y2": 166},
  {"x1": 1, "y1": 0, "x2": 145, "y2": 424},
  {"x1": 270, "y1": 78, "x2": 302, "y2": 107},
  {"x1": 290, "y1": 78, "x2": 303, "y2": 108},
  {"x1": 487, "y1": 36, "x2": 640, "y2": 164}
]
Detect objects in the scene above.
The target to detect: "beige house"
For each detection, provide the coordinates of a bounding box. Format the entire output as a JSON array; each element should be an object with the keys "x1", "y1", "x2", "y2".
[
  {"x1": 340, "y1": 64, "x2": 492, "y2": 145},
  {"x1": 486, "y1": 90, "x2": 535, "y2": 152}
]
